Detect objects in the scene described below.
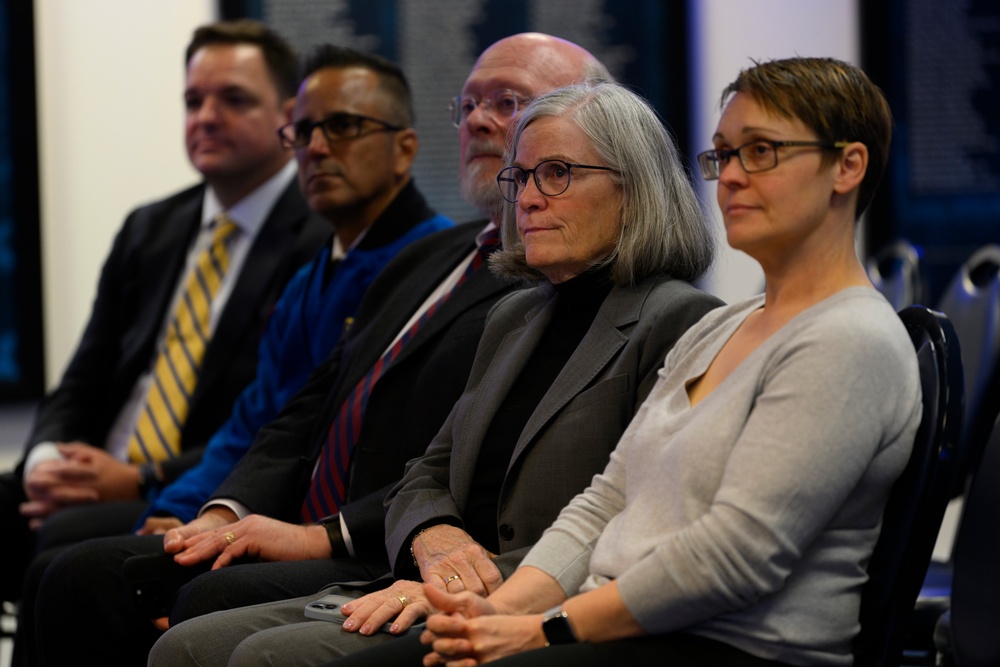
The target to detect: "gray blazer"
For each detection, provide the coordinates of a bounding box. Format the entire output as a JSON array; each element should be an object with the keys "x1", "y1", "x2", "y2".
[{"x1": 384, "y1": 274, "x2": 723, "y2": 577}]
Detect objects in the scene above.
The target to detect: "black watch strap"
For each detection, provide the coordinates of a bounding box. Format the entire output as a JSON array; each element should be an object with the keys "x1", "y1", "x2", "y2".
[
  {"x1": 319, "y1": 515, "x2": 349, "y2": 558},
  {"x1": 542, "y1": 607, "x2": 578, "y2": 646}
]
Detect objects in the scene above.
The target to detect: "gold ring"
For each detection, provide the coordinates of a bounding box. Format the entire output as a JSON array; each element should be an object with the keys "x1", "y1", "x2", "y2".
[
  {"x1": 398, "y1": 595, "x2": 409, "y2": 608},
  {"x1": 444, "y1": 575, "x2": 461, "y2": 584},
  {"x1": 225, "y1": 531, "x2": 236, "y2": 545}
]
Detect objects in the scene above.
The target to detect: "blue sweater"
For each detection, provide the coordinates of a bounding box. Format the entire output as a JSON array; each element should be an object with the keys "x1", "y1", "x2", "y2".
[{"x1": 140, "y1": 184, "x2": 452, "y2": 523}]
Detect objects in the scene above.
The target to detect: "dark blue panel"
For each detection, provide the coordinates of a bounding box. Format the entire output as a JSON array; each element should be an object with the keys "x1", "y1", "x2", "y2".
[{"x1": 865, "y1": 0, "x2": 1000, "y2": 302}]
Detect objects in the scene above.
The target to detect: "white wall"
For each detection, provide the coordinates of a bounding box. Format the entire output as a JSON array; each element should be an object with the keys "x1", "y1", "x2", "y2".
[
  {"x1": 690, "y1": 0, "x2": 860, "y2": 303},
  {"x1": 32, "y1": 0, "x2": 859, "y2": 388},
  {"x1": 35, "y1": 0, "x2": 215, "y2": 388}
]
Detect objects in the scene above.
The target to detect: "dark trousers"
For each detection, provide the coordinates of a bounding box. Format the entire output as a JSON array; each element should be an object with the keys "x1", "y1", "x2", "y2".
[
  {"x1": 33, "y1": 533, "x2": 389, "y2": 667},
  {"x1": 324, "y1": 630, "x2": 798, "y2": 667},
  {"x1": 13, "y1": 500, "x2": 147, "y2": 667},
  {"x1": 0, "y1": 471, "x2": 146, "y2": 602},
  {"x1": 0, "y1": 471, "x2": 37, "y2": 603}
]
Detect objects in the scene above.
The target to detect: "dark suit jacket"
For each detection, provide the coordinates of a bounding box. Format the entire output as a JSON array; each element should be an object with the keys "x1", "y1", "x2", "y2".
[
  {"x1": 384, "y1": 275, "x2": 724, "y2": 578},
  {"x1": 211, "y1": 221, "x2": 518, "y2": 568},
  {"x1": 20, "y1": 178, "x2": 330, "y2": 484}
]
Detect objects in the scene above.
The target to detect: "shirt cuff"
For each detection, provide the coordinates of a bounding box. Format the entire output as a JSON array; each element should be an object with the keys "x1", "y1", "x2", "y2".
[
  {"x1": 198, "y1": 498, "x2": 250, "y2": 520},
  {"x1": 339, "y1": 513, "x2": 356, "y2": 558},
  {"x1": 23, "y1": 442, "x2": 65, "y2": 480}
]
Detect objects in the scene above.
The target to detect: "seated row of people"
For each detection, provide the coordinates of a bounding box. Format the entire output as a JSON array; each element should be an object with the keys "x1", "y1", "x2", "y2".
[{"x1": 12, "y1": 21, "x2": 921, "y2": 667}]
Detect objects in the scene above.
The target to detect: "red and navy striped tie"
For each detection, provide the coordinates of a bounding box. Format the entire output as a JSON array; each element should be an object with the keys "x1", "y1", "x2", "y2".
[{"x1": 301, "y1": 229, "x2": 500, "y2": 522}]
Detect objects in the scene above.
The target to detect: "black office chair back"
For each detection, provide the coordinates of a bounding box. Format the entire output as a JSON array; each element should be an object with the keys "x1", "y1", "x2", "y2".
[
  {"x1": 936, "y1": 244, "x2": 1000, "y2": 494},
  {"x1": 868, "y1": 239, "x2": 924, "y2": 310},
  {"x1": 949, "y1": 414, "x2": 1000, "y2": 667},
  {"x1": 853, "y1": 306, "x2": 965, "y2": 667}
]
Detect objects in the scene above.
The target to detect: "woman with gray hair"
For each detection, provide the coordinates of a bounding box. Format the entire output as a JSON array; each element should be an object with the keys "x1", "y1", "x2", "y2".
[
  {"x1": 491, "y1": 80, "x2": 715, "y2": 286},
  {"x1": 161, "y1": 81, "x2": 721, "y2": 667}
]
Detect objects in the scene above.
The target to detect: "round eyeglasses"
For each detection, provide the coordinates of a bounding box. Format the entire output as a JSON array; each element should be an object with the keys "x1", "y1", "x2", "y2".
[
  {"x1": 696, "y1": 139, "x2": 848, "y2": 180},
  {"x1": 496, "y1": 159, "x2": 618, "y2": 204},
  {"x1": 278, "y1": 112, "x2": 403, "y2": 149},
  {"x1": 449, "y1": 89, "x2": 523, "y2": 128}
]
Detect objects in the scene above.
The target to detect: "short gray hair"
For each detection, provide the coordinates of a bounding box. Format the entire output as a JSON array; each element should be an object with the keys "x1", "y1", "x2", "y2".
[{"x1": 491, "y1": 82, "x2": 716, "y2": 286}]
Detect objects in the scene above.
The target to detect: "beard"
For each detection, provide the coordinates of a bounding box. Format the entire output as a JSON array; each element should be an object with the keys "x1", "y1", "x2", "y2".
[
  {"x1": 460, "y1": 160, "x2": 505, "y2": 218},
  {"x1": 458, "y1": 155, "x2": 504, "y2": 220},
  {"x1": 460, "y1": 136, "x2": 506, "y2": 218}
]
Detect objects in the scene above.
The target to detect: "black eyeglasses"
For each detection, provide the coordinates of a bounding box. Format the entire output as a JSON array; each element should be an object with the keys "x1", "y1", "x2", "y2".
[
  {"x1": 496, "y1": 159, "x2": 618, "y2": 203},
  {"x1": 697, "y1": 139, "x2": 849, "y2": 180},
  {"x1": 278, "y1": 112, "x2": 404, "y2": 149},
  {"x1": 449, "y1": 89, "x2": 524, "y2": 128}
]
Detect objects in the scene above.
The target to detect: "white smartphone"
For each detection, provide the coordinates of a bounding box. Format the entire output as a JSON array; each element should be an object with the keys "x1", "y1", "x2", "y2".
[{"x1": 303, "y1": 593, "x2": 423, "y2": 634}]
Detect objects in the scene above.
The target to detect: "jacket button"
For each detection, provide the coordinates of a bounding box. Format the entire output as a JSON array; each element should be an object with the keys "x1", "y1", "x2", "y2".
[{"x1": 499, "y1": 524, "x2": 515, "y2": 541}]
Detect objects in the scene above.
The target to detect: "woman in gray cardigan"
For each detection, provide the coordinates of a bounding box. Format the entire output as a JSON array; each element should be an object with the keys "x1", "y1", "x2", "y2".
[{"x1": 343, "y1": 61, "x2": 922, "y2": 667}]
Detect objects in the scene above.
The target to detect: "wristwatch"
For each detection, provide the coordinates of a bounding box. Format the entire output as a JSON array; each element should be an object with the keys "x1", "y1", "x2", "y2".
[
  {"x1": 541, "y1": 606, "x2": 578, "y2": 646},
  {"x1": 318, "y1": 514, "x2": 349, "y2": 558}
]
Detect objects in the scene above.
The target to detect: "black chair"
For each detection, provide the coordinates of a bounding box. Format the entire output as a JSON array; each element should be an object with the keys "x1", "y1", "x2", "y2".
[
  {"x1": 935, "y1": 244, "x2": 1000, "y2": 495},
  {"x1": 868, "y1": 240, "x2": 924, "y2": 310},
  {"x1": 853, "y1": 305, "x2": 965, "y2": 667},
  {"x1": 933, "y1": 413, "x2": 1000, "y2": 667},
  {"x1": 905, "y1": 246, "x2": 1000, "y2": 658}
]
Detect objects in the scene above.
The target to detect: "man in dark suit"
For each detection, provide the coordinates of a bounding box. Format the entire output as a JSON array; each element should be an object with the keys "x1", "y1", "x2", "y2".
[
  {"x1": 0, "y1": 20, "x2": 330, "y2": 603},
  {"x1": 32, "y1": 33, "x2": 615, "y2": 667}
]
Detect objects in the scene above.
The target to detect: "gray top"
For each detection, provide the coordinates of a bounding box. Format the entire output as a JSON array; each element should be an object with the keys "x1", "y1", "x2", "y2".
[{"x1": 520, "y1": 287, "x2": 922, "y2": 667}]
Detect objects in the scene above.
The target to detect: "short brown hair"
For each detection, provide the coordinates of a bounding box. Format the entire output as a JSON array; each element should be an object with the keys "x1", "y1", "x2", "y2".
[
  {"x1": 185, "y1": 19, "x2": 299, "y2": 101},
  {"x1": 721, "y1": 57, "x2": 892, "y2": 219}
]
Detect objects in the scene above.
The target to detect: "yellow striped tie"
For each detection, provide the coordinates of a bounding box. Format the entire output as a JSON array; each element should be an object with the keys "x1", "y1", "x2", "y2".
[{"x1": 127, "y1": 214, "x2": 238, "y2": 463}]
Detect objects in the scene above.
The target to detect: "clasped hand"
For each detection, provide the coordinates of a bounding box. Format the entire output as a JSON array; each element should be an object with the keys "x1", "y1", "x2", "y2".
[
  {"x1": 20, "y1": 442, "x2": 138, "y2": 528},
  {"x1": 338, "y1": 525, "x2": 503, "y2": 636},
  {"x1": 419, "y1": 586, "x2": 544, "y2": 666}
]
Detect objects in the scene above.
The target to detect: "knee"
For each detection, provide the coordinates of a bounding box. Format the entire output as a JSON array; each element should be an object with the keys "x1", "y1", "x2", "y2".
[
  {"x1": 148, "y1": 621, "x2": 200, "y2": 667},
  {"x1": 38, "y1": 543, "x2": 93, "y2": 601},
  {"x1": 229, "y1": 637, "x2": 281, "y2": 667},
  {"x1": 170, "y1": 567, "x2": 229, "y2": 624},
  {"x1": 23, "y1": 547, "x2": 61, "y2": 598}
]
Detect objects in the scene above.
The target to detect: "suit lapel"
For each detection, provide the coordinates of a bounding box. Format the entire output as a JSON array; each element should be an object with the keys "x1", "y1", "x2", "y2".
[
  {"x1": 451, "y1": 294, "x2": 551, "y2": 488},
  {"x1": 312, "y1": 224, "x2": 501, "y2": 463},
  {"x1": 392, "y1": 260, "x2": 512, "y2": 369},
  {"x1": 509, "y1": 280, "x2": 653, "y2": 466},
  {"x1": 126, "y1": 191, "x2": 203, "y2": 369},
  {"x1": 336, "y1": 227, "x2": 481, "y2": 395}
]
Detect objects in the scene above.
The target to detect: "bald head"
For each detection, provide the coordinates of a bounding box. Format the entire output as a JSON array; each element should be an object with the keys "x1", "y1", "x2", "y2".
[
  {"x1": 473, "y1": 33, "x2": 610, "y2": 92},
  {"x1": 458, "y1": 33, "x2": 610, "y2": 217}
]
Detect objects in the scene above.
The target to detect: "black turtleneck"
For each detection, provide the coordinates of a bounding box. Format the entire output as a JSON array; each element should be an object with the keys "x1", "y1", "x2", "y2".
[{"x1": 464, "y1": 266, "x2": 615, "y2": 553}]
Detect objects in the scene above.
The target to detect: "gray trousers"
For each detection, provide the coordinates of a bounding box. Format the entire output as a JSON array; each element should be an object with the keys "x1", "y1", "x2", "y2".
[{"x1": 147, "y1": 582, "x2": 420, "y2": 667}]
